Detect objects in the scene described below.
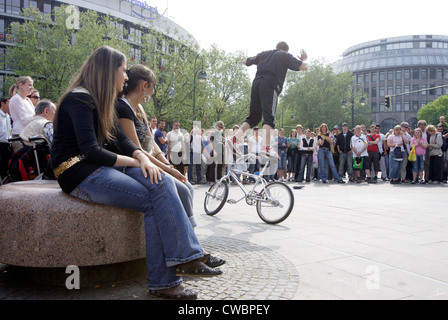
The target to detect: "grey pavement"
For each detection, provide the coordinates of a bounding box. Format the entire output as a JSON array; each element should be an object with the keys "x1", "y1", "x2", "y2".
[
  {"x1": 193, "y1": 179, "x2": 448, "y2": 300},
  {"x1": 1, "y1": 179, "x2": 448, "y2": 300}
]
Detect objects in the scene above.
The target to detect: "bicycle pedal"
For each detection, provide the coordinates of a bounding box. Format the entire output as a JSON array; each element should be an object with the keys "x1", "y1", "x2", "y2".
[{"x1": 227, "y1": 199, "x2": 237, "y2": 204}]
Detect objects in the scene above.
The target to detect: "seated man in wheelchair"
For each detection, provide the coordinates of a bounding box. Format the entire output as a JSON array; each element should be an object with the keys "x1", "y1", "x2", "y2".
[{"x1": 19, "y1": 99, "x2": 56, "y2": 147}]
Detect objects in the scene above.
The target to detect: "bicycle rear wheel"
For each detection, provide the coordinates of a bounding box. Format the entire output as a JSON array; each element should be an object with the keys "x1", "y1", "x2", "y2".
[
  {"x1": 204, "y1": 180, "x2": 229, "y2": 216},
  {"x1": 256, "y1": 182, "x2": 294, "y2": 224}
]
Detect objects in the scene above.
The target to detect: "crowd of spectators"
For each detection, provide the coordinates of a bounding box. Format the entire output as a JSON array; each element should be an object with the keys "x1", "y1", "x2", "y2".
[
  {"x1": 2, "y1": 75, "x2": 448, "y2": 187},
  {"x1": 161, "y1": 117, "x2": 448, "y2": 186}
]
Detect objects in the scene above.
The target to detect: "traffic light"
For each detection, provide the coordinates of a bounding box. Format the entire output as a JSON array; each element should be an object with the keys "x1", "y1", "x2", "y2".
[{"x1": 385, "y1": 95, "x2": 391, "y2": 110}]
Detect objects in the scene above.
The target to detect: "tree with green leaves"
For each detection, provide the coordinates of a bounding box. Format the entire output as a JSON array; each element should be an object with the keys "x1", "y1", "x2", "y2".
[
  {"x1": 6, "y1": 6, "x2": 131, "y2": 102},
  {"x1": 279, "y1": 59, "x2": 371, "y2": 131},
  {"x1": 417, "y1": 95, "x2": 448, "y2": 125}
]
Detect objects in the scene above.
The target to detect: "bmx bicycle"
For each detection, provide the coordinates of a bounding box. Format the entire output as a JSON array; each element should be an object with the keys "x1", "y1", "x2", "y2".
[{"x1": 204, "y1": 154, "x2": 294, "y2": 224}]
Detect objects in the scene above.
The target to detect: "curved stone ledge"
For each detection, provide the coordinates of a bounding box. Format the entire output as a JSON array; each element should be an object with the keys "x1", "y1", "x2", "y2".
[{"x1": 0, "y1": 180, "x2": 146, "y2": 268}]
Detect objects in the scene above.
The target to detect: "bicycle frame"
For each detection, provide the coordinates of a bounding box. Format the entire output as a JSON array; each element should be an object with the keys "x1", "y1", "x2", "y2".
[{"x1": 214, "y1": 156, "x2": 274, "y2": 205}]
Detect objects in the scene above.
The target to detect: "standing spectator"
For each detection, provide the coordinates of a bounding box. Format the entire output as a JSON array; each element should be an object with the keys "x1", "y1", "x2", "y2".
[
  {"x1": 336, "y1": 122, "x2": 354, "y2": 182},
  {"x1": 375, "y1": 124, "x2": 389, "y2": 181},
  {"x1": 19, "y1": 99, "x2": 56, "y2": 146},
  {"x1": 0, "y1": 97, "x2": 12, "y2": 180},
  {"x1": 410, "y1": 128, "x2": 428, "y2": 184},
  {"x1": 330, "y1": 125, "x2": 340, "y2": 179},
  {"x1": 247, "y1": 126, "x2": 262, "y2": 181},
  {"x1": 27, "y1": 89, "x2": 40, "y2": 107},
  {"x1": 277, "y1": 128, "x2": 288, "y2": 181},
  {"x1": 297, "y1": 129, "x2": 314, "y2": 182},
  {"x1": 188, "y1": 126, "x2": 204, "y2": 184},
  {"x1": 366, "y1": 124, "x2": 380, "y2": 182},
  {"x1": 387, "y1": 125, "x2": 406, "y2": 184},
  {"x1": 167, "y1": 121, "x2": 186, "y2": 175},
  {"x1": 416, "y1": 120, "x2": 430, "y2": 182},
  {"x1": 317, "y1": 123, "x2": 345, "y2": 184},
  {"x1": 148, "y1": 116, "x2": 157, "y2": 136},
  {"x1": 351, "y1": 125, "x2": 373, "y2": 183},
  {"x1": 212, "y1": 121, "x2": 225, "y2": 182},
  {"x1": 426, "y1": 125, "x2": 443, "y2": 184},
  {"x1": 400, "y1": 122, "x2": 412, "y2": 182},
  {"x1": 295, "y1": 125, "x2": 305, "y2": 180},
  {"x1": 286, "y1": 129, "x2": 299, "y2": 181},
  {"x1": 154, "y1": 119, "x2": 167, "y2": 156},
  {"x1": 437, "y1": 123, "x2": 448, "y2": 182},
  {"x1": 8, "y1": 76, "x2": 35, "y2": 151}
]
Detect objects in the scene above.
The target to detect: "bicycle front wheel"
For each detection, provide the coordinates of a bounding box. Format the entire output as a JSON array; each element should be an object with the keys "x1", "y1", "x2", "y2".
[
  {"x1": 204, "y1": 180, "x2": 229, "y2": 216},
  {"x1": 256, "y1": 182, "x2": 294, "y2": 224}
]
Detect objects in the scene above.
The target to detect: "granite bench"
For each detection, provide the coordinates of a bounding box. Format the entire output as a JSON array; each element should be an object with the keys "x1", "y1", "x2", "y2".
[{"x1": 0, "y1": 180, "x2": 146, "y2": 282}]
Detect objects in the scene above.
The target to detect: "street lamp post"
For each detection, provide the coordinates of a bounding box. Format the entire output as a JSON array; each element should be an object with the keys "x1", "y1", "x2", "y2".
[
  {"x1": 193, "y1": 54, "x2": 207, "y2": 122},
  {"x1": 341, "y1": 84, "x2": 366, "y2": 128}
]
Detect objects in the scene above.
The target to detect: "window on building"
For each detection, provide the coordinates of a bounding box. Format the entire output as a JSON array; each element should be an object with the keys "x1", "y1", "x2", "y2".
[
  {"x1": 404, "y1": 101, "x2": 410, "y2": 111},
  {"x1": 413, "y1": 69, "x2": 419, "y2": 79},
  {"x1": 5, "y1": 0, "x2": 21, "y2": 15},
  {"x1": 404, "y1": 69, "x2": 411, "y2": 80},
  {"x1": 379, "y1": 71, "x2": 385, "y2": 81},
  {"x1": 387, "y1": 71, "x2": 394, "y2": 81},
  {"x1": 388, "y1": 86, "x2": 393, "y2": 95},
  {"x1": 421, "y1": 69, "x2": 427, "y2": 79},
  {"x1": 437, "y1": 69, "x2": 443, "y2": 79},
  {"x1": 421, "y1": 85, "x2": 427, "y2": 95},
  {"x1": 396, "y1": 70, "x2": 402, "y2": 81},
  {"x1": 396, "y1": 101, "x2": 402, "y2": 111},
  {"x1": 379, "y1": 87, "x2": 385, "y2": 97},
  {"x1": 364, "y1": 73, "x2": 369, "y2": 83},
  {"x1": 429, "y1": 68, "x2": 436, "y2": 79},
  {"x1": 371, "y1": 72, "x2": 377, "y2": 82},
  {"x1": 396, "y1": 86, "x2": 402, "y2": 95}
]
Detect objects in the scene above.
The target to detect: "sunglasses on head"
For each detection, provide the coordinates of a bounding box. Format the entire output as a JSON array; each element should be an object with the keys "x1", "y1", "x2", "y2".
[{"x1": 29, "y1": 95, "x2": 40, "y2": 99}]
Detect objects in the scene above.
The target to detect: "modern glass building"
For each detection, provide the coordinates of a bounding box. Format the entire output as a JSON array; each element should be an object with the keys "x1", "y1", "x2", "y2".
[
  {"x1": 334, "y1": 35, "x2": 448, "y2": 132},
  {"x1": 0, "y1": 0, "x2": 197, "y2": 91}
]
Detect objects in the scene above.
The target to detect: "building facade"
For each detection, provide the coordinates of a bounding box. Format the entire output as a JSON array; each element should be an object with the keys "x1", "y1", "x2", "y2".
[
  {"x1": 334, "y1": 35, "x2": 448, "y2": 132},
  {"x1": 0, "y1": 0, "x2": 197, "y2": 92}
]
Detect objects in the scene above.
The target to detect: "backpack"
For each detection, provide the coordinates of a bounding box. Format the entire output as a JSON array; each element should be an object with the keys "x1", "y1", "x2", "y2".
[{"x1": 8, "y1": 143, "x2": 50, "y2": 181}]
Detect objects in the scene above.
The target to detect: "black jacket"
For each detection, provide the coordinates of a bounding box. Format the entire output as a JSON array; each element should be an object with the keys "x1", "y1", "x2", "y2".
[{"x1": 336, "y1": 131, "x2": 354, "y2": 153}]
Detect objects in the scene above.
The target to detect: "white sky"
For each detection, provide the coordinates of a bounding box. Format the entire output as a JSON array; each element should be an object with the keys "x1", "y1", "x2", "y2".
[{"x1": 148, "y1": 0, "x2": 447, "y2": 64}]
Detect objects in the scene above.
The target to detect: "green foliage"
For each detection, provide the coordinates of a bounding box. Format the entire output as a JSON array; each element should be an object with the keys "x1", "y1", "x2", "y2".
[
  {"x1": 417, "y1": 95, "x2": 448, "y2": 125},
  {"x1": 279, "y1": 59, "x2": 371, "y2": 131}
]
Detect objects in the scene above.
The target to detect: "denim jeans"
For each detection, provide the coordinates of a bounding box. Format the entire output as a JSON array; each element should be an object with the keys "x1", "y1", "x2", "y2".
[
  {"x1": 389, "y1": 150, "x2": 404, "y2": 179},
  {"x1": 338, "y1": 152, "x2": 354, "y2": 179},
  {"x1": 318, "y1": 148, "x2": 341, "y2": 181},
  {"x1": 188, "y1": 152, "x2": 202, "y2": 182},
  {"x1": 174, "y1": 178, "x2": 196, "y2": 227},
  {"x1": 298, "y1": 153, "x2": 313, "y2": 181},
  {"x1": 70, "y1": 166, "x2": 203, "y2": 290}
]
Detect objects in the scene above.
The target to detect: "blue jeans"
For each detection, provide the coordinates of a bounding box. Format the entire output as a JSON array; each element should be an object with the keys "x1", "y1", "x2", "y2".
[
  {"x1": 70, "y1": 166, "x2": 203, "y2": 290},
  {"x1": 298, "y1": 153, "x2": 313, "y2": 181},
  {"x1": 389, "y1": 150, "x2": 404, "y2": 179},
  {"x1": 188, "y1": 152, "x2": 202, "y2": 182},
  {"x1": 318, "y1": 148, "x2": 341, "y2": 181},
  {"x1": 412, "y1": 154, "x2": 424, "y2": 172}
]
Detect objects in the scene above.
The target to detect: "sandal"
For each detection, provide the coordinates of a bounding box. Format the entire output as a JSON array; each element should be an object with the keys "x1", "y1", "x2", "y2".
[
  {"x1": 175, "y1": 262, "x2": 222, "y2": 277},
  {"x1": 201, "y1": 253, "x2": 226, "y2": 268},
  {"x1": 149, "y1": 285, "x2": 198, "y2": 300}
]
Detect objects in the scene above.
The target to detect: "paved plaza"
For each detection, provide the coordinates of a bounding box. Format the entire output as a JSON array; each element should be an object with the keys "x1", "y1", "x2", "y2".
[{"x1": 1, "y1": 179, "x2": 448, "y2": 300}]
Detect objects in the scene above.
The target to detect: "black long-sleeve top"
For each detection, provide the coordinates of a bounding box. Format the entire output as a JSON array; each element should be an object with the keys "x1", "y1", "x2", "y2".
[
  {"x1": 245, "y1": 50, "x2": 302, "y2": 94},
  {"x1": 51, "y1": 92, "x2": 138, "y2": 193}
]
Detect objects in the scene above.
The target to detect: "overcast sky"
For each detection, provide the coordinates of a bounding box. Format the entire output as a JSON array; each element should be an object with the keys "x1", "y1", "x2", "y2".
[{"x1": 149, "y1": 0, "x2": 447, "y2": 64}]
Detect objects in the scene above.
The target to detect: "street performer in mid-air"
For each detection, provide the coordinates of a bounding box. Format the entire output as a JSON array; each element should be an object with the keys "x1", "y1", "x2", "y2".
[{"x1": 229, "y1": 41, "x2": 308, "y2": 157}]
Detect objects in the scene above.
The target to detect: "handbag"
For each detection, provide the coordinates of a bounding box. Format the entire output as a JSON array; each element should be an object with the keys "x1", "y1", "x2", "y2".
[
  {"x1": 394, "y1": 146, "x2": 403, "y2": 161},
  {"x1": 353, "y1": 157, "x2": 363, "y2": 169},
  {"x1": 408, "y1": 145, "x2": 417, "y2": 162}
]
